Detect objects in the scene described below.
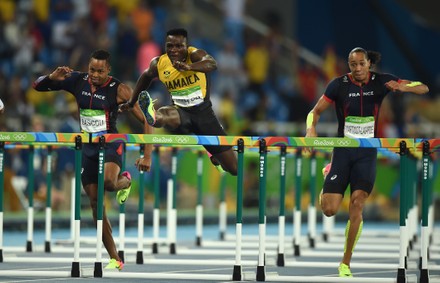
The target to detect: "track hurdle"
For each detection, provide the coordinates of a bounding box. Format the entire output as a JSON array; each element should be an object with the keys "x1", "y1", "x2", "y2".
[{"x1": 1, "y1": 132, "x2": 437, "y2": 282}]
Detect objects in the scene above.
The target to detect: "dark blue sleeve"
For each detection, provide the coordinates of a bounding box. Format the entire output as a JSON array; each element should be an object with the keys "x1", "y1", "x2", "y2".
[
  {"x1": 33, "y1": 71, "x2": 81, "y2": 95},
  {"x1": 378, "y1": 73, "x2": 400, "y2": 95},
  {"x1": 380, "y1": 73, "x2": 399, "y2": 84},
  {"x1": 323, "y1": 78, "x2": 340, "y2": 102}
]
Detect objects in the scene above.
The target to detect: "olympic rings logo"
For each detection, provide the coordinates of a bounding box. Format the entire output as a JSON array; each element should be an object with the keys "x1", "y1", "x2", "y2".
[
  {"x1": 175, "y1": 136, "x2": 189, "y2": 144},
  {"x1": 337, "y1": 140, "x2": 351, "y2": 146},
  {"x1": 13, "y1": 133, "x2": 27, "y2": 141}
]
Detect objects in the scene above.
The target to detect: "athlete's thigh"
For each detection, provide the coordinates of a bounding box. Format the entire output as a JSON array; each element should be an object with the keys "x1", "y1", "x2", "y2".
[
  {"x1": 103, "y1": 142, "x2": 123, "y2": 183},
  {"x1": 350, "y1": 148, "x2": 377, "y2": 194},
  {"x1": 83, "y1": 183, "x2": 98, "y2": 200},
  {"x1": 82, "y1": 151, "x2": 98, "y2": 187},
  {"x1": 161, "y1": 106, "x2": 186, "y2": 132},
  {"x1": 323, "y1": 148, "x2": 351, "y2": 195},
  {"x1": 193, "y1": 107, "x2": 232, "y2": 155}
]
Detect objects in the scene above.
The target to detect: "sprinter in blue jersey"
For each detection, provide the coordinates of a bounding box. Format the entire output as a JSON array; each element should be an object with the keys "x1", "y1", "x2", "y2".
[
  {"x1": 33, "y1": 49, "x2": 153, "y2": 270},
  {"x1": 305, "y1": 47, "x2": 429, "y2": 277}
]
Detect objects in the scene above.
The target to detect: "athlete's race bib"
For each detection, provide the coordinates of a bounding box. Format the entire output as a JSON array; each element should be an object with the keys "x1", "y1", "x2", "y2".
[
  {"x1": 171, "y1": 85, "x2": 204, "y2": 107},
  {"x1": 344, "y1": 116, "x2": 375, "y2": 138},
  {"x1": 80, "y1": 109, "x2": 107, "y2": 133}
]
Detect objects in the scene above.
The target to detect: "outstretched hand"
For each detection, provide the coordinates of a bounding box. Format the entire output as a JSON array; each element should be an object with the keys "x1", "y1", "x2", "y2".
[
  {"x1": 49, "y1": 66, "x2": 73, "y2": 81},
  {"x1": 385, "y1": 80, "x2": 405, "y2": 92},
  {"x1": 303, "y1": 127, "x2": 318, "y2": 156},
  {"x1": 172, "y1": 60, "x2": 191, "y2": 71},
  {"x1": 135, "y1": 156, "x2": 152, "y2": 172},
  {"x1": 118, "y1": 102, "x2": 133, "y2": 113}
]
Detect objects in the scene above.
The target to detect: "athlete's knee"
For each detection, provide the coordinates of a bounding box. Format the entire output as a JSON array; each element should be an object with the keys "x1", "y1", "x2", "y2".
[
  {"x1": 226, "y1": 163, "x2": 238, "y2": 176},
  {"x1": 322, "y1": 206, "x2": 338, "y2": 217},
  {"x1": 104, "y1": 179, "x2": 117, "y2": 192},
  {"x1": 321, "y1": 201, "x2": 338, "y2": 217},
  {"x1": 88, "y1": 198, "x2": 98, "y2": 211},
  {"x1": 349, "y1": 192, "x2": 368, "y2": 212}
]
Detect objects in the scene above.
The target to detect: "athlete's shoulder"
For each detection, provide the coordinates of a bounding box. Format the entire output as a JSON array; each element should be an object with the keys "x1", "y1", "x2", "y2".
[
  {"x1": 108, "y1": 76, "x2": 121, "y2": 88},
  {"x1": 188, "y1": 46, "x2": 198, "y2": 53},
  {"x1": 158, "y1": 53, "x2": 171, "y2": 67},
  {"x1": 68, "y1": 71, "x2": 85, "y2": 81},
  {"x1": 324, "y1": 74, "x2": 349, "y2": 100},
  {"x1": 328, "y1": 74, "x2": 348, "y2": 88},
  {"x1": 374, "y1": 72, "x2": 399, "y2": 82}
]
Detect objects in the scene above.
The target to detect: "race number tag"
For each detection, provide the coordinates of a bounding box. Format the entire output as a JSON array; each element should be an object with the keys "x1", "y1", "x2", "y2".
[
  {"x1": 80, "y1": 109, "x2": 107, "y2": 133},
  {"x1": 171, "y1": 85, "x2": 204, "y2": 107},
  {"x1": 344, "y1": 116, "x2": 375, "y2": 138}
]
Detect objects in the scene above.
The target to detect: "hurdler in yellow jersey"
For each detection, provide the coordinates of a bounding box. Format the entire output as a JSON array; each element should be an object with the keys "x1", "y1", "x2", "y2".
[
  {"x1": 121, "y1": 28, "x2": 238, "y2": 176},
  {"x1": 158, "y1": 46, "x2": 209, "y2": 108}
]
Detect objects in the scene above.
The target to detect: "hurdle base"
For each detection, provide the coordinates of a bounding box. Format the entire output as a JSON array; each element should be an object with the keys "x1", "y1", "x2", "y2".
[
  {"x1": 0, "y1": 249, "x2": 3, "y2": 262},
  {"x1": 45, "y1": 241, "x2": 51, "y2": 253},
  {"x1": 94, "y1": 262, "x2": 102, "y2": 278},
  {"x1": 397, "y1": 268, "x2": 406, "y2": 283},
  {"x1": 196, "y1": 236, "x2": 201, "y2": 246},
  {"x1": 420, "y1": 269, "x2": 429, "y2": 283},
  {"x1": 232, "y1": 265, "x2": 242, "y2": 281},
  {"x1": 323, "y1": 233, "x2": 329, "y2": 242},
  {"x1": 276, "y1": 253, "x2": 285, "y2": 267},
  {"x1": 308, "y1": 237, "x2": 315, "y2": 248},
  {"x1": 71, "y1": 261, "x2": 80, "y2": 277},
  {"x1": 136, "y1": 251, "x2": 144, "y2": 264},
  {"x1": 152, "y1": 243, "x2": 158, "y2": 254},
  {"x1": 170, "y1": 243, "x2": 176, "y2": 254},
  {"x1": 26, "y1": 240, "x2": 32, "y2": 252},
  {"x1": 294, "y1": 244, "x2": 300, "y2": 256},
  {"x1": 118, "y1": 250, "x2": 125, "y2": 263},
  {"x1": 219, "y1": 231, "x2": 225, "y2": 241},
  {"x1": 256, "y1": 265, "x2": 265, "y2": 281}
]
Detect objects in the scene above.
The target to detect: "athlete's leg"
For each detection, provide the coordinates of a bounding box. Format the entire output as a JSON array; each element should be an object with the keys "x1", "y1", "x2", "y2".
[
  {"x1": 212, "y1": 149, "x2": 238, "y2": 176},
  {"x1": 83, "y1": 183, "x2": 121, "y2": 261},
  {"x1": 341, "y1": 148, "x2": 376, "y2": 267},
  {"x1": 154, "y1": 106, "x2": 181, "y2": 130},
  {"x1": 320, "y1": 149, "x2": 349, "y2": 216},
  {"x1": 320, "y1": 193, "x2": 344, "y2": 217},
  {"x1": 341, "y1": 189, "x2": 368, "y2": 266},
  {"x1": 103, "y1": 162, "x2": 129, "y2": 192}
]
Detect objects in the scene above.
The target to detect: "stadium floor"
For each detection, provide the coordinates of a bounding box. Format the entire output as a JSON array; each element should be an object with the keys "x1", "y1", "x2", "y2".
[{"x1": 1, "y1": 223, "x2": 439, "y2": 282}]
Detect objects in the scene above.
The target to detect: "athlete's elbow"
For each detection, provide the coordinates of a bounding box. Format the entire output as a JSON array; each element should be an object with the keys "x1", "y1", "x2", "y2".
[{"x1": 421, "y1": 85, "x2": 429, "y2": 95}]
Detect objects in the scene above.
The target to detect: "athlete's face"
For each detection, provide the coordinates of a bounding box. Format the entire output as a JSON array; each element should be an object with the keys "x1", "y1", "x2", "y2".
[
  {"x1": 165, "y1": 35, "x2": 188, "y2": 63},
  {"x1": 348, "y1": 51, "x2": 371, "y2": 83},
  {"x1": 88, "y1": 58, "x2": 110, "y2": 86}
]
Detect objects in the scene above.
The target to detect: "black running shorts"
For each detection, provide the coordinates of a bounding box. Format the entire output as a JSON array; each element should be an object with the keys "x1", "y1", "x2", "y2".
[
  {"x1": 170, "y1": 105, "x2": 232, "y2": 155},
  {"x1": 81, "y1": 142, "x2": 124, "y2": 186},
  {"x1": 323, "y1": 147, "x2": 377, "y2": 195}
]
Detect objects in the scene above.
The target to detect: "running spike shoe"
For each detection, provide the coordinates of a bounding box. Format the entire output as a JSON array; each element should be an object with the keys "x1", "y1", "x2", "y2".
[
  {"x1": 138, "y1": 90, "x2": 156, "y2": 125},
  {"x1": 116, "y1": 171, "x2": 131, "y2": 204},
  {"x1": 338, "y1": 263, "x2": 353, "y2": 277},
  {"x1": 104, "y1": 258, "x2": 124, "y2": 271}
]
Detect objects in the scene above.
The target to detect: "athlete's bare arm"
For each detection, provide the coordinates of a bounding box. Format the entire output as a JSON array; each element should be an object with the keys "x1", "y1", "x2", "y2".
[
  {"x1": 119, "y1": 57, "x2": 160, "y2": 111},
  {"x1": 48, "y1": 66, "x2": 74, "y2": 81},
  {"x1": 385, "y1": 79, "x2": 429, "y2": 95},
  {"x1": 173, "y1": 49, "x2": 217, "y2": 73},
  {"x1": 117, "y1": 83, "x2": 153, "y2": 172},
  {"x1": 306, "y1": 95, "x2": 333, "y2": 138}
]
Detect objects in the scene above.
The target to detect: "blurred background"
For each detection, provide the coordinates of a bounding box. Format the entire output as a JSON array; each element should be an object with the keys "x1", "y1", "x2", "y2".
[{"x1": 0, "y1": 0, "x2": 438, "y2": 223}]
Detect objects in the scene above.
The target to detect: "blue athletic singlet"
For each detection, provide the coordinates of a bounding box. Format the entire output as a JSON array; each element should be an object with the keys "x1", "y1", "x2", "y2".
[
  {"x1": 322, "y1": 72, "x2": 399, "y2": 195},
  {"x1": 323, "y1": 72, "x2": 399, "y2": 138},
  {"x1": 33, "y1": 72, "x2": 124, "y2": 186}
]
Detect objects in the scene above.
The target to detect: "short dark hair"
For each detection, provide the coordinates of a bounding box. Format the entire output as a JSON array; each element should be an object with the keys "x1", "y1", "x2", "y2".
[
  {"x1": 166, "y1": 28, "x2": 188, "y2": 39},
  {"x1": 349, "y1": 47, "x2": 382, "y2": 66},
  {"x1": 91, "y1": 49, "x2": 111, "y2": 64}
]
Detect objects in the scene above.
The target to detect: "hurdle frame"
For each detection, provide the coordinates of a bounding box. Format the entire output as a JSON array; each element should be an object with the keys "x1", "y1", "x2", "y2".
[{"x1": 0, "y1": 132, "x2": 438, "y2": 282}]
